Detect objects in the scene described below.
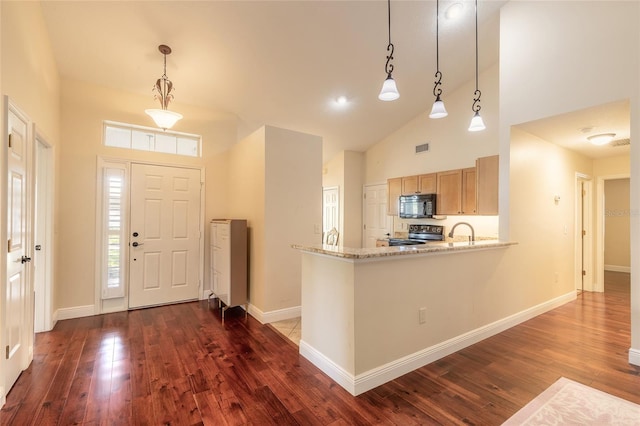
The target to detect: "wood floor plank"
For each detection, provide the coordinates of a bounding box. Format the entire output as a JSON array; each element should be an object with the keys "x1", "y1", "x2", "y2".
[{"x1": 2, "y1": 272, "x2": 640, "y2": 425}]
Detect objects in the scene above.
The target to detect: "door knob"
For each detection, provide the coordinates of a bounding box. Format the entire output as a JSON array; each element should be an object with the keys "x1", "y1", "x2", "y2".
[
  {"x1": 21, "y1": 256, "x2": 31, "y2": 264},
  {"x1": 132, "y1": 242, "x2": 143, "y2": 247}
]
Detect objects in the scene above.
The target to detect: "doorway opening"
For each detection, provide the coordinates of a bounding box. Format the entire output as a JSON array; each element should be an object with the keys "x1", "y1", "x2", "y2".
[{"x1": 595, "y1": 174, "x2": 631, "y2": 294}]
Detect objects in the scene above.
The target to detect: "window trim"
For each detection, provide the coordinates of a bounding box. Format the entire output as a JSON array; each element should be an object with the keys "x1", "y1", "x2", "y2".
[
  {"x1": 95, "y1": 158, "x2": 130, "y2": 302},
  {"x1": 103, "y1": 120, "x2": 202, "y2": 158}
]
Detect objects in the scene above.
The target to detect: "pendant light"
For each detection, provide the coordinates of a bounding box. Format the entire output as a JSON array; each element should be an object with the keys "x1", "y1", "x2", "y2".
[
  {"x1": 429, "y1": 0, "x2": 448, "y2": 119},
  {"x1": 145, "y1": 45, "x2": 183, "y2": 130},
  {"x1": 378, "y1": 0, "x2": 400, "y2": 101},
  {"x1": 468, "y1": 0, "x2": 485, "y2": 132}
]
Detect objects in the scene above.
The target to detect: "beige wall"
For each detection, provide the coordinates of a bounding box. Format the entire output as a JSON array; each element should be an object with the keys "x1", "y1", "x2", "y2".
[
  {"x1": 499, "y1": 1, "x2": 640, "y2": 353},
  {"x1": 365, "y1": 63, "x2": 500, "y2": 185},
  {"x1": 59, "y1": 79, "x2": 236, "y2": 310},
  {"x1": 323, "y1": 150, "x2": 364, "y2": 248},
  {"x1": 1, "y1": 0, "x2": 60, "y2": 402},
  {"x1": 230, "y1": 126, "x2": 322, "y2": 318},
  {"x1": 364, "y1": 64, "x2": 501, "y2": 240},
  {"x1": 604, "y1": 178, "x2": 630, "y2": 269},
  {"x1": 264, "y1": 126, "x2": 322, "y2": 313},
  {"x1": 228, "y1": 127, "x2": 266, "y2": 309}
]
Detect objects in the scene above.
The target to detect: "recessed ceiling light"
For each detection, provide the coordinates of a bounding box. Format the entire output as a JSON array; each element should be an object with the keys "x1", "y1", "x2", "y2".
[
  {"x1": 445, "y1": 3, "x2": 464, "y2": 20},
  {"x1": 587, "y1": 133, "x2": 616, "y2": 146},
  {"x1": 336, "y1": 96, "x2": 348, "y2": 105}
]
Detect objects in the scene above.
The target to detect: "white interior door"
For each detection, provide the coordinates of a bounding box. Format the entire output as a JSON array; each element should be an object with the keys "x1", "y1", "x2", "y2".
[
  {"x1": 363, "y1": 184, "x2": 390, "y2": 248},
  {"x1": 4, "y1": 103, "x2": 33, "y2": 394},
  {"x1": 128, "y1": 164, "x2": 201, "y2": 308},
  {"x1": 323, "y1": 186, "x2": 339, "y2": 234}
]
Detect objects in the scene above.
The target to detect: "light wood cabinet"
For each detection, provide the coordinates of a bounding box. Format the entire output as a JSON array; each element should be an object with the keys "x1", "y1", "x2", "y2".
[
  {"x1": 437, "y1": 168, "x2": 477, "y2": 215},
  {"x1": 401, "y1": 173, "x2": 436, "y2": 195},
  {"x1": 386, "y1": 156, "x2": 498, "y2": 217},
  {"x1": 387, "y1": 177, "x2": 402, "y2": 216},
  {"x1": 476, "y1": 155, "x2": 499, "y2": 215},
  {"x1": 436, "y1": 170, "x2": 463, "y2": 215},
  {"x1": 462, "y1": 167, "x2": 477, "y2": 215},
  {"x1": 211, "y1": 219, "x2": 248, "y2": 321}
]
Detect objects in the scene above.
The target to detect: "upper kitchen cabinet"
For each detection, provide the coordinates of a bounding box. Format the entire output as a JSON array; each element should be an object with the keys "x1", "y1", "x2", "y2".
[
  {"x1": 436, "y1": 169, "x2": 462, "y2": 215},
  {"x1": 402, "y1": 173, "x2": 437, "y2": 195},
  {"x1": 387, "y1": 177, "x2": 402, "y2": 215},
  {"x1": 476, "y1": 155, "x2": 499, "y2": 215},
  {"x1": 437, "y1": 168, "x2": 477, "y2": 215},
  {"x1": 462, "y1": 167, "x2": 477, "y2": 215}
]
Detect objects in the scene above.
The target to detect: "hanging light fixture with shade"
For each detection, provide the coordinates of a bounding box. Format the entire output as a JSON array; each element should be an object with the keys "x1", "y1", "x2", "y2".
[
  {"x1": 429, "y1": 0, "x2": 448, "y2": 119},
  {"x1": 145, "y1": 44, "x2": 183, "y2": 130},
  {"x1": 378, "y1": 0, "x2": 400, "y2": 101},
  {"x1": 468, "y1": 0, "x2": 486, "y2": 132}
]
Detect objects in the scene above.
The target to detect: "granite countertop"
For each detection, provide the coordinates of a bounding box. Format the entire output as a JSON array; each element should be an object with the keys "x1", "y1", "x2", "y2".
[{"x1": 292, "y1": 239, "x2": 516, "y2": 260}]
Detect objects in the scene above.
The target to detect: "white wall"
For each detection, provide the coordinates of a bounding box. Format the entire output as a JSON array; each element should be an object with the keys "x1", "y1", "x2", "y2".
[{"x1": 499, "y1": 1, "x2": 640, "y2": 359}]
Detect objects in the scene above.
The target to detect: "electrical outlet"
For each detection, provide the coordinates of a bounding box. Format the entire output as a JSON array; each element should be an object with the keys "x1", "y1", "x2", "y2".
[{"x1": 419, "y1": 307, "x2": 426, "y2": 324}]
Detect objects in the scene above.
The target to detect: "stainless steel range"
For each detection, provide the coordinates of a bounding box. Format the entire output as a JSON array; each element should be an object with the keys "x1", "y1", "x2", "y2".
[{"x1": 387, "y1": 224, "x2": 445, "y2": 246}]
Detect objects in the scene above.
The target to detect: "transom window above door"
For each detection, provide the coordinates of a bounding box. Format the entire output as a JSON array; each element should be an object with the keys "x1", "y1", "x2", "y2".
[{"x1": 103, "y1": 121, "x2": 202, "y2": 158}]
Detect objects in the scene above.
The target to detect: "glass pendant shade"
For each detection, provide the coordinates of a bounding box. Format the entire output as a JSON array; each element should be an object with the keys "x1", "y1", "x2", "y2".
[
  {"x1": 378, "y1": 76, "x2": 400, "y2": 101},
  {"x1": 429, "y1": 98, "x2": 448, "y2": 119},
  {"x1": 468, "y1": 111, "x2": 486, "y2": 132},
  {"x1": 145, "y1": 109, "x2": 183, "y2": 130}
]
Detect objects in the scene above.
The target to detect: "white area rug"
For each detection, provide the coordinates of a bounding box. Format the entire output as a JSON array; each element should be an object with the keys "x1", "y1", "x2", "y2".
[{"x1": 503, "y1": 377, "x2": 640, "y2": 425}]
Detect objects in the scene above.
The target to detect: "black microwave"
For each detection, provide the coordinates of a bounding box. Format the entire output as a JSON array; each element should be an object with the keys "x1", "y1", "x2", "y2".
[{"x1": 398, "y1": 194, "x2": 436, "y2": 218}]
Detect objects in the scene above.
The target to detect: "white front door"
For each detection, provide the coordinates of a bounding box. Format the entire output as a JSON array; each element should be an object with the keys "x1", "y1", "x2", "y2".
[
  {"x1": 4, "y1": 103, "x2": 33, "y2": 394},
  {"x1": 128, "y1": 164, "x2": 201, "y2": 308},
  {"x1": 363, "y1": 184, "x2": 390, "y2": 248}
]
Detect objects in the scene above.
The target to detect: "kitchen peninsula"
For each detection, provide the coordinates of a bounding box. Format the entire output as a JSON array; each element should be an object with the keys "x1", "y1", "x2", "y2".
[{"x1": 293, "y1": 240, "x2": 519, "y2": 396}]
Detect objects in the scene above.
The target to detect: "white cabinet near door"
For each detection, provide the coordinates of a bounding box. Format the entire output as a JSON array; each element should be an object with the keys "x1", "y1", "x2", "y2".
[{"x1": 210, "y1": 219, "x2": 248, "y2": 321}]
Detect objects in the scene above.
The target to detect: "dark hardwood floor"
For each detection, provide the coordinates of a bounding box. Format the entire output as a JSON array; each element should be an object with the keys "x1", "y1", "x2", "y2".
[{"x1": 2, "y1": 272, "x2": 638, "y2": 425}]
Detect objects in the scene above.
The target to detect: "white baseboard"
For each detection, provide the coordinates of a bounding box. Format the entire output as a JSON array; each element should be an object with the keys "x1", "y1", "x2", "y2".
[
  {"x1": 248, "y1": 304, "x2": 301, "y2": 324},
  {"x1": 629, "y1": 348, "x2": 640, "y2": 366},
  {"x1": 301, "y1": 291, "x2": 576, "y2": 396},
  {"x1": 604, "y1": 265, "x2": 631, "y2": 273},
  {"x1": 54, "y1": 304, "x2": 95, "y2": 322},
  {"x1": 299, "y1": 340, "x2": 356, "y2": 394}
]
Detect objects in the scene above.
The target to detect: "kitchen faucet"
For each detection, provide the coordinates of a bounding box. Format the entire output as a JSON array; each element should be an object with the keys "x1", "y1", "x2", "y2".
[{"x1": 448, "y1": 222, "x2": 475, "y2": 242}]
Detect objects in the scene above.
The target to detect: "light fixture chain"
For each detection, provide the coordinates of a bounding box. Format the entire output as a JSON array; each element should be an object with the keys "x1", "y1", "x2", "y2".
[
  {"x1": 384, "y1": 0, "x2": 395, "y2": 76},
  {"x1": 433, "y1": 0, "x2": 442, "y2": 100}
]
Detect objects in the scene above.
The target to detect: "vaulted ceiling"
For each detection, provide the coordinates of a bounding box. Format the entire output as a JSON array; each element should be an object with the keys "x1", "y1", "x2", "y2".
[
  {"x1": 40, "y1": 0, "x2": 505, "y2": 161},
  {"x1": 39, "y1": 1, "x2": 629, "y2": 162}
]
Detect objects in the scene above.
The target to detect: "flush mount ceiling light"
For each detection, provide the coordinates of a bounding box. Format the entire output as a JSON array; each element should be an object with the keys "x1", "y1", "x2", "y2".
[
  {"x1": 429, "y1": 0, "x2": 448, "y2": 119},
  {"x1": 378, "y1": 0, "x2": 400, "y2": 101},
  {"x1": 468, "y1": 0, "x2": 486, "y2": 132},
  {"x1": 145, "y1": 45, "x2": 183, "y2": 130},
  {"x1": 445, "y1": 2, "x2": 464, "y2": 20},
  {"x1": 587, "y1": 133, "x2": 616, "y2": 146}
]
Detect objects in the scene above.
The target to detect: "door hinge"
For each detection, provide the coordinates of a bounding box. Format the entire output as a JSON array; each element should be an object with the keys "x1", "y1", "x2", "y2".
[
  {"x1": 363, "y1": 224, "x2": 366, "y2": 230},
  {"x1": 582, "y1": 270, "x2": 586, "y2": 276},
  {"x1": 5, "y1": 345, "x2": 9, "y2": 359},
  {"x1": 582, "y1": 230, "x2": 586, "y2": 236},
  {"x1": 8, "y1": 133, "x2": 12, "y2": 148},
  {"x1": 7, "y1": 239, "x2": 11, "y2": 252}
]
